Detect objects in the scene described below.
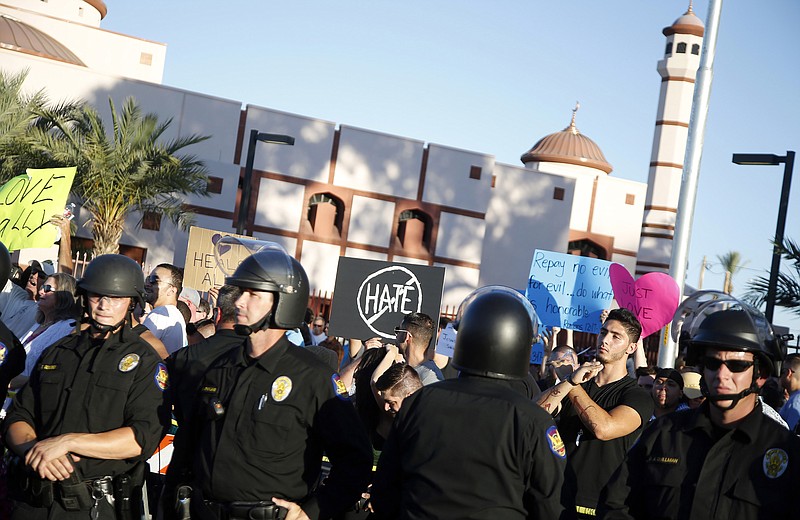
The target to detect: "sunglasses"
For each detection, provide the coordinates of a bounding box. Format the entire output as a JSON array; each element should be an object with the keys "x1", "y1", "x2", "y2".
[
  {"x1": 40, "y1": 284, "x2": 56, "y2": 294},
  {"x1": 702, "y1": 357, "x2": 755, "y2": 373},
  {"x1": 146, "y1": 275, "x2": 173, "y2": 286},
  {"x1": 394, "y1": 328, "x2": 411, "y2": 343}
]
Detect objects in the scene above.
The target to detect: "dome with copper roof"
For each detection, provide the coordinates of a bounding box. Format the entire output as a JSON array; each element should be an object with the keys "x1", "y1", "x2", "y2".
[
  {"x1": 663, "y1": 2, "x2": 704, "y2": 37},
  {"x1": 0, "y1": 14, "x2": 85, "y2": 66},
  {"x1": 520, "y1": 105, "x2": 613, "y2": 174}
]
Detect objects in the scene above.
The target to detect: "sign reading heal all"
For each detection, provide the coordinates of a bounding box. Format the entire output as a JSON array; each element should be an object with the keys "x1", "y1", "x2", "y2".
[
  {"x1": 182, "y1": 226, "x2": 253, "y2": 291},
  {"x1": 525, "y1": 249, "x2": 615, "y2": 334},
  {"x1": 0, "y1": 167, "x2": 76, "y2": 251},
  {"x1": 328, "y1": 257, "x2": 445, "y2": 341}
]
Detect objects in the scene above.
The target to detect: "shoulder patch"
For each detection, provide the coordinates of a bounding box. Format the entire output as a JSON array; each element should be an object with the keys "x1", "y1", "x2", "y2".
[
  {"x1": 546, "y1": 425, "x2": 566, "y2": 459},
  {"x1": 118, "y1": 353, "x2": 140, "y2": 372},
  {"x1": 763, "y1": 448, "x2": 788, "y2": 479},
  {"x1": 0, "y1": 342, "x2": 6, "y2": 366},
  {"x1": 154, "y1": 363, "x2": 169, "y2": 392},
  {"x1": 332, "y1": 374, "x2": 350, "y2": 401},
  {"x1": 40, "y1": 364, "x2": 58, "y2": 371},
  {"x1": 271, "y1": 376, "x2": 292, "y2": 402}
]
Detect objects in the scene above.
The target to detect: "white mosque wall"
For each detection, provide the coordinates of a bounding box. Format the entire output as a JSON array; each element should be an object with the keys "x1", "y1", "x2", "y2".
[
  {"x1": 479, "y1": 164, "x2": 575, "y2": 290},
  {"x1": 344, "y1": 248, "x2": 386, "y2": 262},
  {"x1": 332, "y1": 126, "x2": 424, "y2": 199},
  {"x1": 298, "y1": 241, "x2": 342, "y2": 294},
  {"x1": 3, "y1": 0, "x2": 103, "y2": 27},
  {"x1": 2, "y1": 50, "x2": 240, "y2": 167},
  {"x1": 435, "y1": 212, "x2": 485, "y2": 265},
  {"x1": 243, "y1": 106, "x2": 336, "y2": 183},
  {"x1": 589, "y1": 176, "x2": 646, "y2": 254},
  {"x1": 422, "y1": 143, "x2": 493, "y2": 214},
  {"x1": 435, "y1": 262, "x2": 481, "y2": 310},
  {"x1": 347, "y1": 196, "x2": 395, "y2": 249},
  {"x1": 1, "y1": 3, "x2": 165, "y2": 83}
]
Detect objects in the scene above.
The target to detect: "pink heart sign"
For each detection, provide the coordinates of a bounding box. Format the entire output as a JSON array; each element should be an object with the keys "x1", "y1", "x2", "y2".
[{"x1": 608, "y1": 263, "x2": 680, "y2": 338}]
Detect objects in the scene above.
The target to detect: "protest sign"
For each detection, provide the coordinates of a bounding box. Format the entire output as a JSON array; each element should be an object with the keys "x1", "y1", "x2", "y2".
[
  {"x1": 609, "y1": 263, "x2": 680, "y2": 338},
  {"x1": 530, "y1": 340, "x2": 544, "y2": 365},
  {"x1": 525, "y1": 249, "x2": 614, "y2": 334},
  {"x1": 182, "y1": 226, "x2": 252, "y2": 291},
  {"x1": 0, "y1": 167, "x2": 76, "y2": 251},
  {"x1": 328, "y1": 257, "x2": 445, "y2": 341},
  {"x1": 435, "y1": 322, "x2": 456, "y2": 357}
]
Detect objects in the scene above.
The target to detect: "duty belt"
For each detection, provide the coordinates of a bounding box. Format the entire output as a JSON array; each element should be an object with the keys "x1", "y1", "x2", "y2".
[{"x1": 204, "y1": 500, "x2": 288, "y2": 520}]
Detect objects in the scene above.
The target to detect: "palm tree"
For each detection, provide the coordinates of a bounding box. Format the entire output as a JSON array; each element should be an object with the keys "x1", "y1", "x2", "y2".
[
  {"x1": 0, "y1": 69, "x2": 77, "y2": 181},
  {"x1": 717, "y1": 250, "x2": 748, "y2": 294},
  {"x1": 34, "y1": 96, "x2": 211, "y2": 255},
  {"x1": 746, "y1": 238, "x2": 800, "y2": 317}
]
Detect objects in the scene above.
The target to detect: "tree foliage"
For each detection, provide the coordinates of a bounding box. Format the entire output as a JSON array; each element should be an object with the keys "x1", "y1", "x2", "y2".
[
  {"x1": 745, "y1": 238, "x2": 800, "y2": 317},
  {"x1": 716, "y1": 250, "x2": 748, "y2": 294},
  {"x1": 1, "y1": 69, "x2": 211, "y2": 255}
]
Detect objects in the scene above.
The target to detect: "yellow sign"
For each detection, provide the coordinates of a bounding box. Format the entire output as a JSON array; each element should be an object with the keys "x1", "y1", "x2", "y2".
[
  {"x1": 0, "y1": 167, "x2": 76, "y2": 251},
  {"x1": 183, "y1": 226, "x2": 253, "y2": 292}
]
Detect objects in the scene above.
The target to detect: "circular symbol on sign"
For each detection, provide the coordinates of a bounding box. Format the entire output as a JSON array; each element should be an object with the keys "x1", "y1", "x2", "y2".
[{"x1": 357, "y1": 266, "x2": 423, "y2": 339}]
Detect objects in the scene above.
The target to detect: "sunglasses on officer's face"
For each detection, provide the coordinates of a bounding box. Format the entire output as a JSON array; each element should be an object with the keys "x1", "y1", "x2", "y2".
[{"x1": 702, "y1": 357, "x2": 755, "y2": 373}]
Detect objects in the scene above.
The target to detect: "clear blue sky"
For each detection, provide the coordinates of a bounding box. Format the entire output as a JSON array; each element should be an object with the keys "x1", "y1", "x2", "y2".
[{"x1": 103, "y1": 1, "x2": 800, "y2": 338}]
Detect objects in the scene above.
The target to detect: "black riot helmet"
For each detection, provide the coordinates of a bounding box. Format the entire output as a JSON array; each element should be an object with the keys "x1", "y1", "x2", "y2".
[
  {"x1": 682, "y1": 293, "x2": 785, "y2": 409},
  {"x1": 0, "y1": 241, "x2": 10, "y2": 288},
  {"x1": 452, "y1": 285, "x2": 539, "y2": 380},
  {"x1": 77, "y1": 254, "x2": 145, "y2": 307},
  {"x1": 219, "y1": 239, "x2": 309, "y2": 333},
  {"x1": 77, "y1": 254, "x2": 145, "y2": 333}
]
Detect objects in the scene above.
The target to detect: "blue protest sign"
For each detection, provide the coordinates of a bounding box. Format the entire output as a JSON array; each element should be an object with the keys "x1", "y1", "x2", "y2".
[
  {"x1": 525, "y1": 249, "x2": 614, "y2": 334},
  {"x1": 530, "y1": 340, "x2": 544, "y2": 365}
]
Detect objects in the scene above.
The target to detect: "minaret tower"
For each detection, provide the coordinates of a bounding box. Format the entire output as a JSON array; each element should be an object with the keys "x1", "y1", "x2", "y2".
[{"x1": 635, "y1": 3, "x2": 705, "y2": 276}]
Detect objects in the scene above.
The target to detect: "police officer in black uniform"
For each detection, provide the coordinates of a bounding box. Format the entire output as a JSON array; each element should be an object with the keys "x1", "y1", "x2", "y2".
[
  {"x1": 370, "y1": 286, "x2": 567, "y2": 520},
  {"x1": 173, "y1": 243, "x2": 372, "y2": 520},
  {"x1": 600, "y1": 293, "x2": 800, "y2": 520},
  {"x1": 3, "y1": 254, "x2": 171, "y2": 520},
  {"x1": 0, "y1": 241, "x2": 26, "y2": 406}
]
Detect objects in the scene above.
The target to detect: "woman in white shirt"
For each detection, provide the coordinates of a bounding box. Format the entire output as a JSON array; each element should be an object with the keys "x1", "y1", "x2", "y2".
[{"x1": 8, "y1": 272, "x2": 79, "y2": 395}]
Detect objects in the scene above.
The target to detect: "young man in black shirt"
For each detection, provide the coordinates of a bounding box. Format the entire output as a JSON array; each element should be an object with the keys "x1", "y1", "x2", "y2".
[{"x1": 537, "y1": 308, "x2": 653, "y2": 518}]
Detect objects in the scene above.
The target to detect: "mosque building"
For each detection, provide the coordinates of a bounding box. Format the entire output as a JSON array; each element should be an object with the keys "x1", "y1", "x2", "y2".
[{"x1": 0, "y1": 0, "x2": 703, "y2": 309}]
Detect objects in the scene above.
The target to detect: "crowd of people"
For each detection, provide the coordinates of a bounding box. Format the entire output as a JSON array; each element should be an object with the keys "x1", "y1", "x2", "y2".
[{"x1": 0, "y1": 238, "x2": 797, "y2": 520}]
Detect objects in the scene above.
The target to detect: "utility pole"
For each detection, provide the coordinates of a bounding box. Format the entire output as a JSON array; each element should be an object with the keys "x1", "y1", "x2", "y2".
[{"x1": 698, "y1": 256, "x2": 706, "y2": 289}]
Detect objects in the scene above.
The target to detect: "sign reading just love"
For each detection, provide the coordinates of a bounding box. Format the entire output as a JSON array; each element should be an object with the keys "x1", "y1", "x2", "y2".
[{"x1": 608, "y1": 263, "x2": 680, "y2": 338}]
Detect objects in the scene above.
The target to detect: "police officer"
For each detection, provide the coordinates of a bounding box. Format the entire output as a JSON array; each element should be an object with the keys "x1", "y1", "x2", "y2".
[
  {"x1": 600, "y1": 293, "x2": 800, "y2": 520},
  {"x1": 370, "y1": 286, "x2": 567, "y2": 520},
  {"x1": 3, "y1": 254, "x2": 170, "y2": 519},
  {"x1": 173, "y1": 243, "x2": 372, "y2": 520},
  {"x1": 0, "y1": 241, "x2": 26, "y2": 406}
]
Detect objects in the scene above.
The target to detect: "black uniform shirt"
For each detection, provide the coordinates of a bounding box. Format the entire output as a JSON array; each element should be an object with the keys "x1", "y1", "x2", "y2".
[
  {"x1": 371, "y1": 376, "x2": 567, "y2": 520},
  {"x1": 0, "y1": 320, "x2": 25, "y2": 404},
  {"x1": 600, "y1": 401, "x2": 800, "y2": 520},
  {"x1": 557, "y1": 375, "x2": 653, "y2": 512},
  {"x1": 166, "y1": 328, "x2": 243, "y2": 425},
  {"x1": 4, "y1": 324, "x2": 170, "y2": 478},
  {"x1": 188, "y1": 336, "x2": 372, "y2": 520}
]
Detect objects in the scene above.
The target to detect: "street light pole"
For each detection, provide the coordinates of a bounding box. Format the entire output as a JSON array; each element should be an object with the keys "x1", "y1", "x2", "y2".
[
  {"x1": 732, "y1": 150, "x2": 795, "y2": 323},
  {"x1": 236, "y1": 129, "x2": 295, "y2": 235}
]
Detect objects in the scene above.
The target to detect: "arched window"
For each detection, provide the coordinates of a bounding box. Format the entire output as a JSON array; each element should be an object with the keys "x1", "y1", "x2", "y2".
[
  {"x1": 691, "y1": 43, "x2": 700, "y2": 55},
  {"x1": 665, "y1": 42, "x2": 673, "y2": 55},
  {"x1": 307, "y1": 193, "x2": 344, "y2": 237},
  {"x1": 676, "y1": 42, "x2": 687, "y2": 54},
  {"x1": 397, "y1": 209, "x2": 432, "y2": 252}
]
